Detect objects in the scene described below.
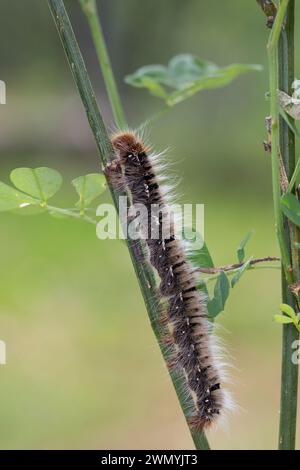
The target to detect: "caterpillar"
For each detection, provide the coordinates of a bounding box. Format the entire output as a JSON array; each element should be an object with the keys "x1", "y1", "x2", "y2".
[{"x1": 105, "y1": 131, "x2": 231, "y2": 430}]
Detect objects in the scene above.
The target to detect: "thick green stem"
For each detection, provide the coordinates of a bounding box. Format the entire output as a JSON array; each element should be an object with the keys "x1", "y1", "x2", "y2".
[
  {"x1": 79, "y1": 0, "x2": 126, "y2": 129},
  {"x1": 267, "y1": 0, "x2": 292, "y2": 282},
  {"x1": 277, "y1": 0, "x2": 299, "y2": 450},
  {"x1": 48, "y1": 0, "x2": 210, "y2": 450}
]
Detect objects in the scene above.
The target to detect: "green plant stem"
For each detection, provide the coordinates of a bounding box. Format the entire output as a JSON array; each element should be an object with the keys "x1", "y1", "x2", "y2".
[
  {"x1": 277, "y1": 0, "x2": 299, "y2": 450},
  {"x1": 79, "y1": 0, "x2": 126, "y2": 129},
  {"x1": 48, "y1": 0, "x2": 210, "y2": 450},
  {"x1": 267, "y1": 0, "x2": 292, "y2": 283},
  {"x1": 46, "y1": 205, "x2": 97, "y2": 224},
  {"x1": 197, "y1": 256, "x2": 280, "y2": 274},
  {"x1": 201, "y1": 264, "x2": 280, "y2": 284}
]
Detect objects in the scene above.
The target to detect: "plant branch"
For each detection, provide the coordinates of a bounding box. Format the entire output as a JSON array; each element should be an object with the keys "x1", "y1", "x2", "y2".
[
  {"x1": 277, "y1": 0, "x2": 299, "y2": 450},
  {"x1": 258, "y1": 0, "x2": 299, "y2": 449},
  {"x1": 201, "y1": 264, "x2": 280, "y2": 285},
  {"x1": 267, "y1": 0, "x2": 292, "y2": 283},
  {"x1": 48, "y1": 0, "x2": 210, "y2": 450},
  {"x1": 46, "y1": 205, "x2": 97, "y2": 224},
  {"x1": 196, "y1": 256, "x2": 280, "y2": 274},
  {"x1": 79, "y1": 0, "x2": 126, "y2": 129}
]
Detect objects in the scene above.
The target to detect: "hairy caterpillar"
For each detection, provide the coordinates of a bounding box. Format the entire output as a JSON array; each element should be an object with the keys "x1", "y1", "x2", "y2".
[{"x1": 105, "y1": 131, "x2": 231, "y2": 430}]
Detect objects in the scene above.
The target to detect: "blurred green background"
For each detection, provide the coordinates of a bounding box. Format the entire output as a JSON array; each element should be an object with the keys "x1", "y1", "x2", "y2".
[{"x1": 0, "y1": 0, "x2": 299, "y2": 449}]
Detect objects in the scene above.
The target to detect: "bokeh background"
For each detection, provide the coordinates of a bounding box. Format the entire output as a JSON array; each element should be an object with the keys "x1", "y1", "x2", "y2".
[{"x1": 0, "y1": 0, "x2": 300, "y2": 449}]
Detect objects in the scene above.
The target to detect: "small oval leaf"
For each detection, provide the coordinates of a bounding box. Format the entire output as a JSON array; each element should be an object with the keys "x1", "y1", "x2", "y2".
[
  {"x1": 274, "y1": 314, "x2": 294, "y2": 325},
  {"x1": 72, "y1": 173, "x2": 106, "y2": 210},
  {"x1": 279, "y1": 303, "x2": 297, "y2": 320},
  {"x1": 10, "y1": 167, "x2": 62, "y2": 202},
  {"x1": 0, "y1": 182, "x2": 38, "y2": 212}
]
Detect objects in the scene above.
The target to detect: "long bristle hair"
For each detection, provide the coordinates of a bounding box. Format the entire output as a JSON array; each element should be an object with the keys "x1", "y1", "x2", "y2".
[{"x1": 105, "y1": 130, "x2": 232, "y2": 430}]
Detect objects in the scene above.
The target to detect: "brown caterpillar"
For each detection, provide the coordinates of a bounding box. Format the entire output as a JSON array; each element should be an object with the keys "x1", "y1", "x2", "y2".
[{"x1": 105, "y1": 131, "x2": 231, "y2": 430}]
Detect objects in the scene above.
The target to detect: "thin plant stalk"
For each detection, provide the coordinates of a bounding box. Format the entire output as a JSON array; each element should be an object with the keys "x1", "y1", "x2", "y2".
[
  {"x1": 48, "y1": 0, "x2": 210, "y2": 450},
  {"x1": 47, "y1": 205, "x2": 97, "y2": 224},
  {"x1": 79, "y1": 0, "x2": 126, "y2": 129},
  {"x1": 277, "y1": 0, "x2": 299, "y2": 450},
  {"x1": 267, "y1": 0, "x2": 292, "y2": 282},
  {"x1": 266, "y1": 0, "x2": 299, "y2": 449},
  {"x1": 79, "y1": 0, "x2": 170, "y2": 132},
  {"x1": 201, "y1": 264, "x2": 281, "y2": 284}
]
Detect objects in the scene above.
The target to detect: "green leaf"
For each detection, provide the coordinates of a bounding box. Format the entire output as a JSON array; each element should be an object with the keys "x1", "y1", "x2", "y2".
[
  {"x1": 281, "y1": 193, "x2": 300, "y2": 227},
  {"x1": 190, "y1": 241, "x2": 214, "y2": 269},
  {"x1": 276, "y1": 305, "x2": 300, "y2": 333},
  {"x1": 0, "y1": 182, "x2": 38, "y2": 212},
  {"x1": 237, "y1": 230, "x2": 254, "y2": 263},
  {"x1": 167, "y1": 63, "x2": 262, "y2": 106},
  {"x1": 72, "y1": 173, "x2": 106, "y2": 211},
  {"x1": 279, "y1": 108, "x2": 300, "y2": 138},
  {"x1": 166, "y1": 54, "x2": 218, "y2": 89},
  {"x1": 186, "y1": 231, "x2": 214, "y2": 269},
  {"x1": 274, "y1": 314, "x2": 294, "y2": 325},
  {"x1": 231, "y1": 258, "x2": 252, "y2": 288},
  {"x1": 207, "y1": 271, "x2": 230, "y2": 318},
  {"x1": 125, "y1": 65, "x2": 169, "y2": 99},
  {"x1": 10, "y1": 167, "x2": 62, "y2": 202},
  {"x1": 279, "y1": 303, "x2": 298, "y2": 321},
  {"x1": 125, "y1": 54, "x2": 262, "y2": 106}
]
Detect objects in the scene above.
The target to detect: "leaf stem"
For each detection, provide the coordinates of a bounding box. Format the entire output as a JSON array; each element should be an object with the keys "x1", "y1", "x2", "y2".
[
  {"x1": 46, "y1": 205, "x2": 97, "y2": 224},
  {"x1": 48, "y1": 0, "x2": 210, "y2": 450},
  {"x1": 201, "y1": 264, "x2": 280, "y2": 284},
  {"x1": 79, "y1": 0, "x2": 126, "y2": 129},
  {"x1": 196, "y1": 256, "x2": 280, "y2": 274}
]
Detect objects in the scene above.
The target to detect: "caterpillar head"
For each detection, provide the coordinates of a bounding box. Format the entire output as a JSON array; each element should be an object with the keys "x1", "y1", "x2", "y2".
[{"x1": 111, "y1": 132, "x2": 150, "y2": 159}]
